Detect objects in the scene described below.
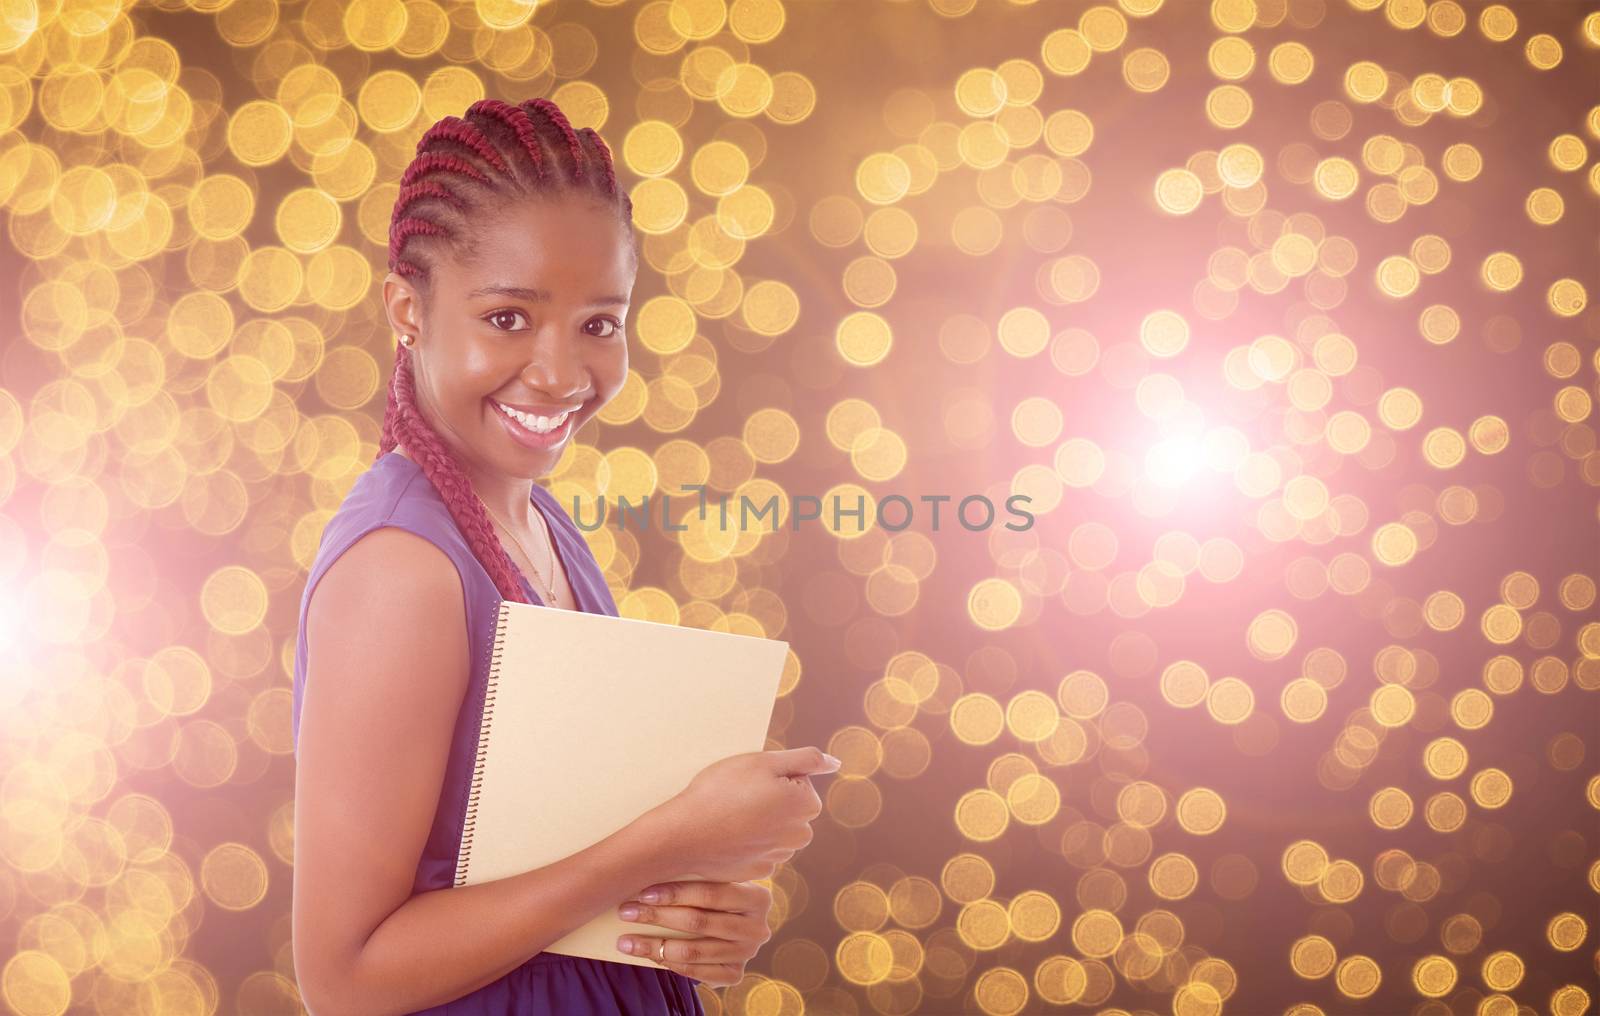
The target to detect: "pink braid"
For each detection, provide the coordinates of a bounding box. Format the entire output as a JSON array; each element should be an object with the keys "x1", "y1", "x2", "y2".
[
  {"x1": 378, "y1": 344, "x2": 532, "y2": 604},
  {"x1": 393, "y1": 180, "x2": 467, "y2": 219},
  {"x1": 524, "y1": 98, "x2": 587, "y2": 184},
  {"x1": 416, "y1": 116, "x2": 512, "y2": 176},
  {"x1": 579, "y1": 128, "x2": 618, "y2": 195},
  {"x1": 388, "y1": 216, "x2": 447, "y2": 275},
  {"x1": 400, "y1": 152, "x2": 490, "y2": 190},
  {"x1": 467, "y1": 98, "x2": 547, "y2": 184}
]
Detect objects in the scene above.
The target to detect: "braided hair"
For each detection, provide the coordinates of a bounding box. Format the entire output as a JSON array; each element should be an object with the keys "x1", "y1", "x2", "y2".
[{"x1": 380, "y1": 97, "x2": 635, "y2": 603}]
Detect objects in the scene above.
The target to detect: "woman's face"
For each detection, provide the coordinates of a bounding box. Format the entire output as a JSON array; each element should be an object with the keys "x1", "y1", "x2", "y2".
[{"x1": 384, "y1": 195, "x2": 635, "y2": 480}]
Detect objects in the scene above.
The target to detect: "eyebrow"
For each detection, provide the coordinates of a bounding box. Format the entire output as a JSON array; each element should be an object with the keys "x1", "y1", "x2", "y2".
[{"x1": 467, "y1": 284, "x2": 629, "y2": 309}]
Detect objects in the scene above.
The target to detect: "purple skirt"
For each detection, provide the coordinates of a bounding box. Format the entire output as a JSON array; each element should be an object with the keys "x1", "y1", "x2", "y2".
[{"x1": 406, "y1": 951, "x2": 704, "y2": 1014}]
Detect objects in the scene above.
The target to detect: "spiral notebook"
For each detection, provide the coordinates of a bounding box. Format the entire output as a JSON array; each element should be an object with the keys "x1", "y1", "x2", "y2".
[{"x1": 453, "y1": 598, "x2": 790, "y2": 967}]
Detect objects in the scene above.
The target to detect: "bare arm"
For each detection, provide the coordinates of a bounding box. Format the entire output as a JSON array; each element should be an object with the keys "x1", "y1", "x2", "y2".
[{"x1": 292, "y1": 527, "x2": 683, "y2": 1016}]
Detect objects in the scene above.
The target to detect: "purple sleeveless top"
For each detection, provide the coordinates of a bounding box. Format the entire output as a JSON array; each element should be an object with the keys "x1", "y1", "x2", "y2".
[{"x1": 292, "y1": 451, "x2": 704, "y2": 1016}]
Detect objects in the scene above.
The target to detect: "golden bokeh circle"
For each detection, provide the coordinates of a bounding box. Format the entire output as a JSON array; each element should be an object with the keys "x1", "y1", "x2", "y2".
[
  {"x1": 1148, "y1": 852, "x2": 1198, "y2": 901},
  {"x1": 199, "y1": 842, "x2": 268, "y2": 911},
  {"x1": 1424, "y1": 791, "x2": 1467, "y2": 833},
  {"x1": 1070, "y1": 909, "x2": 1122, "y2": 959},
  {"x1": 1290, "y1": 934, "x2": 1336, "y2": 979},
  {"x1": 967, "y1": 578, "x2": 1022, "y2": 631},
  {"x1": 1334, "y1": 955, "x2": 1381, "y2": 999},
  {"x1": 1, "y1": 950, "x2": 71, "y2": 1016},
  {"x1": 1317, "y1": 858, "x2": 1362, "y2": 903},
  {"x1": 953, "y1": 788, "x2": 1009, "y2": 843},
  {"x1": 1423, "y1": 736, "x2": 1468, "y2": 779},
  {"x1": 956, "y1": 898, "x2": 1010, "y2": 952},
  {"x1": 198, "y1": 565, "x2": 268, "y2": 635},
  {"x1": 1411, "y1": 954, "x2": 1457, "y2": 998},
  {"x1": 1545, "y1": 912, "x2": 1587, "y2": 951},
  {"x1": 1282, "y1": 840, "x2": 1328, "y2": 886},
  {"x1": 1481, "y1": 950, "x2": 1524, "y2": 992},
  {"x1": 1368, "y1": 787, "x2": 1412, "y2": 830},
  {"x1": 1006, "y1": 889, "x2": 1059, "y2": 943},
  {"x1": 1174, "y1": 788, "x2": 1225, "y2": 835},
  {"x1": 1205, "y1": 676, "x2": 1253, "y2": 725},
  {"x1": 1173, "y1": 980, "x2": 1223, "y2": 1016},
  {"x1": 973, "y1": 965, "x2": 1029, "y2": 1015}
]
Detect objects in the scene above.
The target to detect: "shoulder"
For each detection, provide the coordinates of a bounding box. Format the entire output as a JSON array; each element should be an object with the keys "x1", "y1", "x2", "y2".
[
  {"x1": 305, "y1": 454, "x2": 460, "y2": 604},
  {"x1": 295, "y1": 457, "x2": 480, "y2": 748},
  {"x1": 307, "y1": 525, "x2": 464, "y2": 635},
  {"x1": 302, "y1": 455, "x2": 479, "y2": 627},
  {"x1": 302, "y1": 521, "x2": 473, "y2": 721},
  {"x1": 362, "y1": 454, "x2": 466, "y2": 538},
  {"x1": 313, "y1": 456, "x2": 472, "y2": 569}
]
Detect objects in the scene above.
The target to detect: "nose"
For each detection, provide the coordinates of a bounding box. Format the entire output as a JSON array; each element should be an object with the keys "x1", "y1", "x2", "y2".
[{"x1": 517, "y1": 327, "x2": 591, "y2": 400}]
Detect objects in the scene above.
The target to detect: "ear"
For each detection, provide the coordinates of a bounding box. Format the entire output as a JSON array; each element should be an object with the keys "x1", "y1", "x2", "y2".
[{"x1": 382, "y1": 272, "x2": 425, "y2": 344}]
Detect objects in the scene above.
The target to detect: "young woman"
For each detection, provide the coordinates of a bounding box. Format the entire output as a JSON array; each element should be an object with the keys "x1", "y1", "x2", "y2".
[{"x1": 290, "y1": 97, "x2": 839, "y2": 1015}]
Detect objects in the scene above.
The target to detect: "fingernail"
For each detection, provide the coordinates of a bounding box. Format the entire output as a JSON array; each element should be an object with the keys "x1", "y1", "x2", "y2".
[
  {"x1": 617, "y1": 937, "x2": 635, "y2": 954},
  {"x1": 638, "y1": 889, "x2": 660, "y2": 903},
  {"x1": 619, "y1": 905, "x2": 640, "y2": 920},
  {"x1": 822, "y1": 753, "x2": 841, "y2": 767}
]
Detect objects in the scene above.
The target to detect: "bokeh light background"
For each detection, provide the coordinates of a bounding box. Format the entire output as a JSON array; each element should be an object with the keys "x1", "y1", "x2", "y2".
[{"x1": 1, "y1": 0, "x2": 1598, "y2": 1013}]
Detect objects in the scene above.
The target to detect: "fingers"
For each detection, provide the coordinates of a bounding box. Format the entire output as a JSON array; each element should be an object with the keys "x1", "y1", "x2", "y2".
[
  {"x1": 801, "y1": 787, "x2": 822, "y2": 822},
  {"x1": 618, "y1": 901, "x2": 770, "y2": 945},
  {"x1": 616, "y1": 932, "x2": 754, "y2": 966},
  {"x1": 777, "y1": 773, "x2": 824, "y2": 834},
  {"x1": 629, "y1": 880, "x2": 770, "y2": 915},
  {"x1": 767, "y1": 745, "x2": 841, "y2": 777}
]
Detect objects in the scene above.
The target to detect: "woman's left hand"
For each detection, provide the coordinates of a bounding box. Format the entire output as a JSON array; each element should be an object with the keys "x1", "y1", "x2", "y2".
[{"x1": 615, "y1": 880, "x2": 774, "y2": 986}]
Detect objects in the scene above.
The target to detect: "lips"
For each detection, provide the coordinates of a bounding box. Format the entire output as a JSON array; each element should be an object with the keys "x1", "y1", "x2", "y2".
[
  {"x1": 492, "y1": 399, "x2": 583, "y2": 416},
  {"x1": 488, "y1": 397, "x2": 580, "y2": 449},
  {"x1": 490, "y1": 399, "x2": 576, "y2": 430}
]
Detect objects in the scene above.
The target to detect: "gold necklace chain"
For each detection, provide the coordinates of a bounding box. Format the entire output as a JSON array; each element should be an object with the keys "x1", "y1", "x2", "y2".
[{"x1": 484, "y1": 504, "x2": 560, "y2": 606}]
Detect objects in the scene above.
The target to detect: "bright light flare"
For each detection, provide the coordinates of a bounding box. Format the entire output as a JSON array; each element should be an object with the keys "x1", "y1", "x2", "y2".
[{"x1": 1146, "y1": 435, "x2": 1206, "y2": 487}]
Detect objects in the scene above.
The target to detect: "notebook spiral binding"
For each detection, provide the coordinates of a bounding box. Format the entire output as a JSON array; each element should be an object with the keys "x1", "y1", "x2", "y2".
[{"x1": 455, "y1": 599, "x2": 511, "y2": 887}]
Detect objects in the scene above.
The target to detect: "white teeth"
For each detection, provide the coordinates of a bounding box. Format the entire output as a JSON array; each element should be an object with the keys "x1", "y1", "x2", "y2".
[{"x1": 495, "y1": 401, "x2": 569, "y2": 434}]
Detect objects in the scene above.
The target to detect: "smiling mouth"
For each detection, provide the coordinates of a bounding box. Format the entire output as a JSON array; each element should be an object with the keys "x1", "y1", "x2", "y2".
[{"x1": 490, "y1": 399, "x2": 575, "y2": 435}]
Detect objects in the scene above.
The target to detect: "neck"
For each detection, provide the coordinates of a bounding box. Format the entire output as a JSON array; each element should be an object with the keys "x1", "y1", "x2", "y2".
[{"x1": 392, "y1": 443, "x2": 539, "y2": 533}]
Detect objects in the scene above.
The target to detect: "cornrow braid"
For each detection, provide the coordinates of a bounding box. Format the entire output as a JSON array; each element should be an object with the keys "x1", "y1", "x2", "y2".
[
  {"x1": 523, "y1": 97, "x2": 587, "y2": 184},
  {"x1": 399, "y1": 151, "x2": 489, "y2": 190},
  {"x1": 378, "y1": 95, "x2": 635, "y2": 606},
  {"x1": 415, "y1": 115, "x2": 511, "y2": 176},
  {"x1": 394, "y1": 179, "x2": 466, "y2": 214},
  {"x1": 466, "y1": 98, "x2": 547, "y2": 185},
  {"x1": 579, "y1": 127, "x2": 618, "y2": 196},
  {"x1": 389, "y1": 216, "x2": 446, "y2": 278}
]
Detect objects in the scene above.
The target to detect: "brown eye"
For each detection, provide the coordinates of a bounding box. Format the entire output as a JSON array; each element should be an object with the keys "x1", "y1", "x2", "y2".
[
  {"x1": 487, "y1": 310, "x2": 527, "y2": 331},
  {"x1": 586, "y1": 317, "x2": 622, "y2": 339}
]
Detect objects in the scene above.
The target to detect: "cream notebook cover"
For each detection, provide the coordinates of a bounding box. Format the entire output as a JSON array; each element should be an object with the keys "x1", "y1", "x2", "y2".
[{"x1": 453, "y1": 599, "x2": 789, "y2": 967}]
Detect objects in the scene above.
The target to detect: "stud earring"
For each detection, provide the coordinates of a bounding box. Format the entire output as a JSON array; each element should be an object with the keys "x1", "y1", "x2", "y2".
[{"x1": 399, "y1": 333, "x2": 415, "y2": 347}]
